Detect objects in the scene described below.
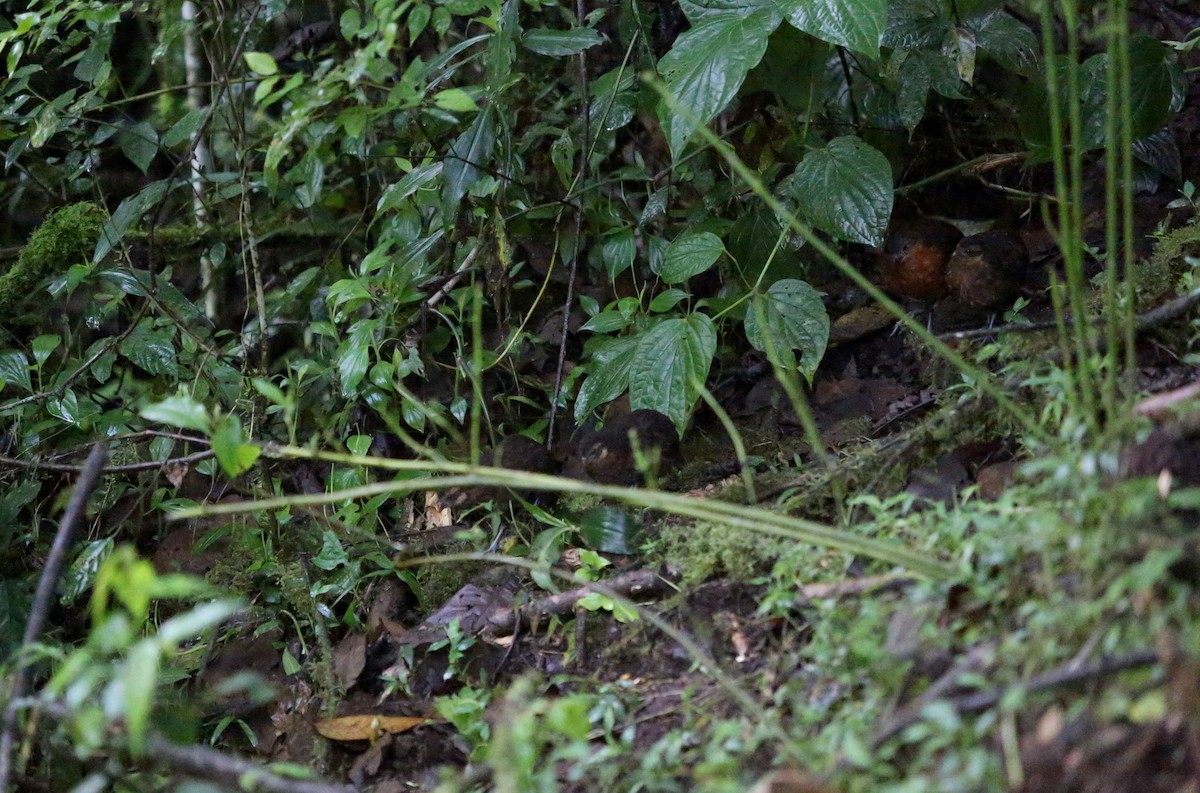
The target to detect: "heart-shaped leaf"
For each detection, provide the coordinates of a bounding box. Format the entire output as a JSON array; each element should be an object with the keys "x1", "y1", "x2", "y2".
[
  {"x1": 629, "y1": 314, "x2": 716, "y2": 431},
  {"x1": 786, "y1": 136, "x2": 892, "y2": 246},
  {"x1": 745, "y1": 279, "x2": 829, "y2": 383}
]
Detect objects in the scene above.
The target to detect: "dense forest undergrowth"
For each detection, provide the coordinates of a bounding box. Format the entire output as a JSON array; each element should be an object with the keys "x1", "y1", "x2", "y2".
[{"x1": 2, "y1": 0, "x2": 1200, "y2": 790}]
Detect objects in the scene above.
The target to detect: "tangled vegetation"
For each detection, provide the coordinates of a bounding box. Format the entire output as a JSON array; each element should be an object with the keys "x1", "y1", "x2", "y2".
[{"x1": 1, "y1": 0, "x2": 1199, "y2": 790}]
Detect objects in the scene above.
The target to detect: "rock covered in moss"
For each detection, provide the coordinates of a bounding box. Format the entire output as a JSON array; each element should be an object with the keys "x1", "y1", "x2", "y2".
[{"x1": 1, "y1": 202, "x2": 108, "y2": 317}]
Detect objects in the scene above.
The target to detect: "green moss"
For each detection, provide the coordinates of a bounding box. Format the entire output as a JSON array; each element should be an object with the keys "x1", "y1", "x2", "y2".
[
  {"x1": 0, "y1": 202, "x2": 108, "y2": 316},
  {"x1": 660, "y1": 518, "x2": 789, "y2": 584},
  {"x1": 1146, "y1": 223, "x2": 1200, "y2": 281}
]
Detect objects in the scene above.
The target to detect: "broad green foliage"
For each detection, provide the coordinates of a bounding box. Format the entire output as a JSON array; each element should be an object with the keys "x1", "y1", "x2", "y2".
[
  {"x1": 1021, "y1": 35, "x2": 1179, "y2": 157},
  {"x1": 0, "y1": 1, "x2": 1187, "y2": 784},
  {"x1": 746, "y1": 279, "x2": 827, "y2": 383},
  {"x1": 784, "y1": 136, "x2": 892, "y2": 247},
  {"x1": 0, "y1": 0, "x2": 1183, "y2": 485}
]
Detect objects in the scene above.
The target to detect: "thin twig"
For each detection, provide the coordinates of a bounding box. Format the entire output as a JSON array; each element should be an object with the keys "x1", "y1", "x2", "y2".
[
  {"x1": 547, "y1": 0, "x2": 591, "y2": 450},
  {"x1": 938, "y1": 285, "x2": 1200, "y2": 342},
  {"x1": 144, "y1": 734, "x2": 356, "y2": 793},
  {"x1": 0, "y1": 442, "x2": 108, "y2": 790},
  {"x1": 426, "y1": 240, "x2": 485, "y2": 308},
  {"x1": 871, "y1": 648, "x2": 1158, "y2": 747},
  {"x1": 0, "y1": 448, "x2": 213, "y2": 474},
  {"x1": 486, "y1": 566, "x2": 680, "y2": 635}
]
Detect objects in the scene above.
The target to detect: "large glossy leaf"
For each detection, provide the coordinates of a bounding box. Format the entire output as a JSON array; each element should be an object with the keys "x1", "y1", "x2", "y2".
[
  {"x1": 892, "y1": 51, "x2": 963, "y2": 129},
  {"x1": 629, "y1": 314, "x2": 716, "y2": 431},
  {"x1": 600, "y1": 228, "x2": 636, "y2": 279},
  {"x1": 578, "y1": 506, "x2": 638, "y2": 554},
  {"x1": 745, "y1": 279, "x2": 829, "y2": 383},
  {"x1": 786, "y1": 136, "x2": 892, "y2": 246},
  {"x1": 884, "y1": 0, "x2": 952, "y2": 50},
  {"x1": 1126, "y1": 35, "x2": 1175, "y2": 139},
  {"x1": 1022, "y1": 38, "x2": 1173, "y2": 157},
  {"x1": 657, "y1": 2, "x2": 781, "y2": 158},
  {"x1": 773, "y1": 0, "x2": 885, "y2": 56},
  {"x1": 972, "y1": 9, "x2": 1039, "y2": 77}
]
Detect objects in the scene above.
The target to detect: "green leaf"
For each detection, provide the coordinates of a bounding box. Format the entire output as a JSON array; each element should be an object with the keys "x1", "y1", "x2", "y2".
[
  {"x1": 95, "y1": 180, "x2": 174, "y2": 262},
  {"x1": 31, "y1": 334, "x2": 61, "y2": 368},
  {"x1": 141, "y1": 392, "x2": 210, "y2": 433},
  {"x1": 243, "y1": 51, "x2": 279, "y2": 76},
  {"x1": 657, "y1": 2, "x2": 781, "y2": 158},
  {"x1": 578, "y1": 506, "x2": 638, "y2": 554},
  {"x1": 252, "y1": 378, "x2": 287, "y2": 406},
  {"x1": 891, "y1": 51, "x2": 963, "y2": 129},
  {"x1": 657, "y1": 231, "x2": 725, "y2": 283},
  {"x1": 338, "y1": 319, "x2": 377, "y2": 395},
  {"x1": 629, "y1": 314, "x2": 716, "y2": 430},
  {"x1": 122, "y1": 639, "x2": 161, "y2": 754},
  {"x1": 313, "y1": 530, "x2": 349, "y2": 571},
  {"x1": 378, "y1": 162, "x2": 444, "y2": 212},
  {"x1": 118, "y1": 121, "x2": 158, "y2": 174},
  {"x1": 346, "y1": 434, "x2": 372, "y2": 455},
  {"x1": 575, "y1": 336, "x2": 639, "y2": 421},
  {"x1": 580, "y1": 310, "x2": 633, "y2": 334},
  {"x1": 409, "y1": 4, "x2": 432, "y2": 39},
  {"x1": 600, "y1": 228, "x2": 636, "y2": 279},
  {"x1": 442, "y1": 105, "x2": 495, "y2": 214},
  {"x1": 522, "y1": 27, "x2": 604, "y2": 56},
  {"x1": 884, "y1": 0, "x2": 951, "y2": 50},
  {"x1": 47, "y1": 389, "x2": 82, "y2": 426},
  {"x1": 0, "y1": 351, "x2": 31, "y2": 393},
  {"x1": 62, "y1": 539, "x2": 114, "y2": 604},
  {"x1": 649, "y1": 288, "x2": 690, "y2": 313},
  {"x1": 972, "y1": 9, "x2": 1039, "y2": 77},
  {"x1": 745, "y1": 279, "x2": 829, "y2": 383},
  {"x1": 772, "y1": 0, "x2": 884, "y2": 56},
  {"x1": 289, "y1": 149, "x2": 325, "y2": 209},
  {"x1": 87, "y1": 342, "x2": 115, "y2": 385},
  {"x1": 157, "y1": 600, "x2": 242, "y2": 646},
  {"x1": 433, "y1": 88, "x2": 478, "y2": 112},
  {"x1": 162, "y1": 109, "x2": 206, "y2": 147},
  {"x1": 119, "y1": 321, "x2": 179, "y2": 376},
  {"x1": 211, "y1": 414, "x2": 260, "y2": 477},
  {"x1": 1126, "y1": 35, "x2": 1175, "y2": 139},
  {"x1": 786, "y1": 136, "x2": 892, "y2": 246}
]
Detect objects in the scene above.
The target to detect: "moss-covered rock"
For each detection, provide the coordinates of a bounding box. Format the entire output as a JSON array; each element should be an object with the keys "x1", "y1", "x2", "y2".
[{"x1": 0, "y1": 202, "x2": 108, "y2": 318}]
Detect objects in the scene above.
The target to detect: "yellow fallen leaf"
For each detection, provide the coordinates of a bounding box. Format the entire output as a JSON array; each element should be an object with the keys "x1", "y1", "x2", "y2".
[{"x1": 314, "y1": 714, "x2": 431, "y2": 742}]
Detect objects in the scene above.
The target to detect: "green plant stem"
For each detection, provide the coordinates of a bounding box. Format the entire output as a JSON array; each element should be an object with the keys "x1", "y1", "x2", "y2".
[
  {"x1": 694, "y1": 381, "x2": 756, "y2": 502},
  {"x1": 172, "y1": 444, "x2": 957, "y2": 580}
]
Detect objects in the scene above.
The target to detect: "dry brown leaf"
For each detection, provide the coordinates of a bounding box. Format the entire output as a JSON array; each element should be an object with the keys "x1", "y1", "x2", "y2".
[
  {"x1": 332, "y1": 632, "x2": 367, "y2": 690},
  {"x1": 315, "y1": 714, "x2": 431, "y2": 742},
  {"x1": 424, "y1": 490, "x2": 453, "y2": 527}
]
